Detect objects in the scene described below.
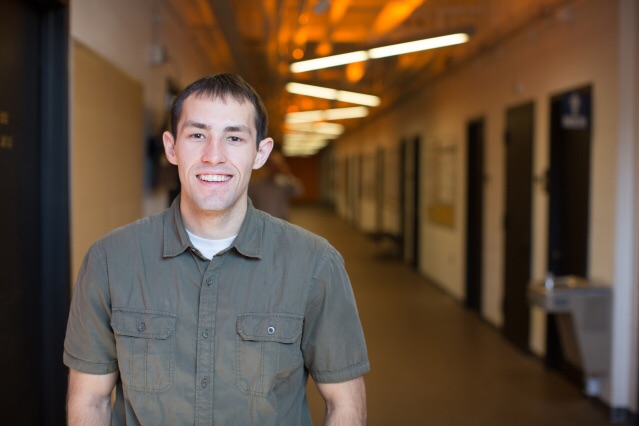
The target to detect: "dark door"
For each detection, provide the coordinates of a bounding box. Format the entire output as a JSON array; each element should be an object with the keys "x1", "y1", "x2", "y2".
[
  {"x1": 545, "y1": 86, "x2": 592, "y2": 375},
  {"x1": 344, "y1": 157, "x2": 352, "y2": 222},
  {"x1": 401, "y1": 137, "x2": 421, "y2": 268},
  {"x1": 399, "y1": 139, "x2": 407, "y2": 260},
  {"x1": 0, "y1": 0, "x2": 69, "y2": 424},
  {"x1": 547, "y1": 87, "x2": 591, "y2": 276},
  {"x1": 465, "y1": 118, "x2": 485, "y2": 312},
  {"x1": 375, "y1": 148, "x2": 385, "y2": 233},
  {"x1": 412, "y1": 137, "x2": 421, "y2": 269},
  {"x1": 356, "y1": 154, "x2": 363, "y2": 225},
  {"x1": 503, "y1": 102, "x2": 534, "y2": 352}
]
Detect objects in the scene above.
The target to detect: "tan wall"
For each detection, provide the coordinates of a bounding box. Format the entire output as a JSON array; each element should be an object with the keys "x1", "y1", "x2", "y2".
[
  {"x1": 71, "y1": 42, "x2": 144, "y2": 282},
  {"x1": 70, "y1": 0, "x2": 214, "y2": 216}
]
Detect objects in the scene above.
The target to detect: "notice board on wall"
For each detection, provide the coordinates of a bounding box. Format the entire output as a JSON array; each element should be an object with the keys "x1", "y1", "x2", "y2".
[{"x1": 425, "y1": 138, "x2": 457, "y2": 228}]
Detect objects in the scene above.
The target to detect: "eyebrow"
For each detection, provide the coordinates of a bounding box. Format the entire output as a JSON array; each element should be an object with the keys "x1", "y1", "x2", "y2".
[
  {"x1": 182, "y1": 120, "x2": 211, "y2": 131},
  {"x1": 224, "y1": 125, "x2": 253, "y2": 135},
  {"x1": 181, "y1": 120, "x2": 252, "y2": 135}
]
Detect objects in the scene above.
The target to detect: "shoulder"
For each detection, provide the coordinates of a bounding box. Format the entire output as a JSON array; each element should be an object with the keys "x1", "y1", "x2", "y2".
[
  {"x1": 93, "y1": 209, "x2": 166, "y2": 252},
  {"x1": 255, "y1": 210, "x2": 335, "y2": 254},
  {"x1": 259, "y1": 209, "x2": 326, "y2": 241},
  {"x1": 256, "y1": 211, "x2": 347, "y2": 280}
]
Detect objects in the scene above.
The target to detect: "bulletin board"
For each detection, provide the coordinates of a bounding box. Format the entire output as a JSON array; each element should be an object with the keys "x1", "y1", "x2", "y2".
[{"x1": 425, "y1": 138, "x2": 457, "y2": 228}]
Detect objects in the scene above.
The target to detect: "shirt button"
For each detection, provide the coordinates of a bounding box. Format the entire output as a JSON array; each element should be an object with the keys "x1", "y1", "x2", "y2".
[
  {"x1": 267, "y1": 326, "x2": 275, "y2": 335},
  {"x1": 138, "y1": 323, "x2": 146, "y2": 332},
  {"x1": 202, "y1": 329, "x2": 210, "y2": 338},
  {"x1": 201, "y1": 377, "x2": 209, "y2": 388},
  {"x1": 206, "y1": 277, "x2": 213, "y2": 286}
]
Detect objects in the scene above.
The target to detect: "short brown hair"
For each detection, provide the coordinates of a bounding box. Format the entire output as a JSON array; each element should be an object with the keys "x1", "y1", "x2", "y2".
[{"x1": 170, "y1": 73, "x2": 269, "y2": 147}]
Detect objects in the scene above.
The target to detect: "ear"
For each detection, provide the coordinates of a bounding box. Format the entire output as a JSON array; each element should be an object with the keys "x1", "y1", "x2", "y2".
[
  {"x1": 253, "y1": 137, "x2": 274, "y2": 170},
  {"x1": 162, "y1": 131, "x2": 178, "y2": 166}
]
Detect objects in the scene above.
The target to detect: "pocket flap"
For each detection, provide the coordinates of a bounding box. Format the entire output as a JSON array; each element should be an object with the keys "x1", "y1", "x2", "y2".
[
  {"x1": 111, "y1": 309, "x2": 176, "y2": 339},
  {"x1": 237, "y1": 313, "x2": 303, "y2": 344}
]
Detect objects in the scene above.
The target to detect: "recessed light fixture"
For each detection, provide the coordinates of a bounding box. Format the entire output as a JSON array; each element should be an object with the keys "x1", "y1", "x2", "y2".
[
  {"x1": 291, "y1": 51, "x2": 369, "y2": 73},
  {"x1": 285, "y1": 106, "x2": 369, "y2": 123},
  {"x1": 286, "y1": 122, "x2": 345, "y2": 136},
  {"x1": 286, "y1": 82, "x2": 381, "y2": 107},
  {"x1": 290, "y1": 32, "x2": 470, "y2": 73}
]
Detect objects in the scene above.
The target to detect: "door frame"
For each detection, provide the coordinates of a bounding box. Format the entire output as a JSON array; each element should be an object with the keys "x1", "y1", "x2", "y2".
[{"x1": 0, "y1": 0, "x2": 70, "y2": 423}]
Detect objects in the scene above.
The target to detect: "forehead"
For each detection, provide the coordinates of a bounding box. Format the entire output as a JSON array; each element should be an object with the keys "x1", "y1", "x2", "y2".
[{"x1": 180, "y1": 94, "x2": 256, "y2": 129}]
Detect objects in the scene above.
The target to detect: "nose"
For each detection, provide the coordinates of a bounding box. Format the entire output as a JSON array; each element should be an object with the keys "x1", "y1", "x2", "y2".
[{"x1": 201, "y1": 138, "x2": 226, "y2": 164}]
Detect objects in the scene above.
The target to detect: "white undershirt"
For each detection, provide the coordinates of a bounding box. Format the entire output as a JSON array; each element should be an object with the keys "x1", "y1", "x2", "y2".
[{"x1": 186, "y1": 230, "x2": 237, "y2": 260}]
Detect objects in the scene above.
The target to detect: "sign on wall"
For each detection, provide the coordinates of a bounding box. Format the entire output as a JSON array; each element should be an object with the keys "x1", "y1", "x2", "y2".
[{"x1": 425, "y1": 138, "x2": 457, "y2": 228}]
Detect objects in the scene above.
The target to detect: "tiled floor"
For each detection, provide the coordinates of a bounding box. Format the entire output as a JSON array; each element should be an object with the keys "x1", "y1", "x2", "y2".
[{"x1": 290, "y1": 205, "x2": 630, "y2": 426}]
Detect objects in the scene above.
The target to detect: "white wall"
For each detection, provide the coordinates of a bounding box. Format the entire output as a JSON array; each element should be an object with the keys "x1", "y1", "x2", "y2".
[
  {"x1": 611, "y1": 0, "x2": 639, "y2": 413},
  {"x1": 333, "y1": 0, "x2": 636, "y2": 412}
]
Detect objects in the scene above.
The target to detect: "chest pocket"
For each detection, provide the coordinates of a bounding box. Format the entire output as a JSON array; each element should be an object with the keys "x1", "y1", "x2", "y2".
[
  {"x1": 236, "y1": 313, "x2": 304, "y2": 397},
  {"x1": 111, "y1": 308, "x2": 176, "y2": 392}
]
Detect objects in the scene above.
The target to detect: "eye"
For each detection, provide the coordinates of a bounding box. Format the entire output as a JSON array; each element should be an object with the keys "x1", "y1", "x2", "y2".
[
  {"x1": 190, "y1": 133, "x2": 205, "y2": 140},
  {"x1": 227, "y1": 136, "x2": 244, "y2": 144}
]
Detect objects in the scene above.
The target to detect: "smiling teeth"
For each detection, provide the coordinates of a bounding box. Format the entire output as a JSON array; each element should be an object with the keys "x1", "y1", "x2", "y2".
[{"x1": 199, "y1": 174, "x2": 230, "y2": 182}]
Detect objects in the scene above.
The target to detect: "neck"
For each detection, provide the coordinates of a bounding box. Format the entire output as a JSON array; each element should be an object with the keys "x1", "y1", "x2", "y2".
[{"x1": 180, "y1": 198, "x2": 247, "y2": 240}]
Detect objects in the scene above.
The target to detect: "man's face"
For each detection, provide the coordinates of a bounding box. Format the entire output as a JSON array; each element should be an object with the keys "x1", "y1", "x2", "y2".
[{"x1": 163, "y1": 95, "x2": 272, "y2": 221}]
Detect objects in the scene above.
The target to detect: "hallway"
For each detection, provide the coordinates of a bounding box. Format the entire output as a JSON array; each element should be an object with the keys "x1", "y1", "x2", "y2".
[{"x1": 290, "y1": 205, "x2": 621, "y2": 426}]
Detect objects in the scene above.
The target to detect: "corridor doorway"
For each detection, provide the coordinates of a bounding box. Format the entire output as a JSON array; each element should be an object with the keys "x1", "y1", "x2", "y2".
[
  {"x1": 465, "y1": 118, "x2": 485, "y2": 313},
  {"x1": 401, "y1": 136, "x2": 421, "y2": 269},
  {"x1": 376, "y1": 147, "x2": 385, "y2": 234},
  {"x1": 0, "y1": 0, "x2": 70, "y2": 423},
  {"x1": 503, "y1": 102, "x2": 534, "y2": 353},
  {"x1": 547, "y1": 86, "x2": 591, "y2": 276},
  {"x1": 545, "y1": 86, "x2": 592, "y2": 376}
]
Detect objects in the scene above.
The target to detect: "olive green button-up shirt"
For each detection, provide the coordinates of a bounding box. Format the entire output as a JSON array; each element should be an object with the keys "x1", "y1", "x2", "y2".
[{"x1": 64, "y1": 197, "x2": 369, "y2": 425}]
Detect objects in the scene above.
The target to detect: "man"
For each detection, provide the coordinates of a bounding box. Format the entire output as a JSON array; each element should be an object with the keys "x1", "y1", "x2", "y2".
[
  {"x1": 64, "y1": 73, "x2": 369, "y2": 425},
  {"x1": 248, "y1": 150, "x2": 303, "y2": 221}
]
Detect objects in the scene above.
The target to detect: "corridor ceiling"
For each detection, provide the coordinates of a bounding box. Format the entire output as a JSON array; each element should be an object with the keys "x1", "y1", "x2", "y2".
[{"x1": 164, "y1": 0, "x2": 579, "y2": 148}]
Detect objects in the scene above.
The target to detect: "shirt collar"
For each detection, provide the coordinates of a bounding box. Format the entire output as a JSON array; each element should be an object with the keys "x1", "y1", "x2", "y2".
[
  {"x1": 230, "y1": 198, "x2": 263, "y2": 259},
  {"x1": 163, "y1": 195, "x2": 263, "y2": 259},
  {"x1": 163, "y1": 194, "x2": 193, "y2": 258}
]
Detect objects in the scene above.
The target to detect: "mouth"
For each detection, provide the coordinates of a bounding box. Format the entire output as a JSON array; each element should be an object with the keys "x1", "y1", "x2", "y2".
[{"x1": 197, "y1": 173, "x2": 231, "y2": 183}]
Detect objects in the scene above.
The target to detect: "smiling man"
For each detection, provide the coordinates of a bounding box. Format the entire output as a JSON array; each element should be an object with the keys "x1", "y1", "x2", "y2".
[{"x1": 63, "y1": 74, "x2": 369, "y2": 425}]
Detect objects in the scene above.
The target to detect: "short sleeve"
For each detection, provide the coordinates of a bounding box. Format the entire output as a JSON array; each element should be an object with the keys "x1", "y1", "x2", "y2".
[
  {"x1": 301, "y1": 245, "x2": 370, "y2": 383},
  {"x1": 63, "y1": 242, "x2": 118, "y2": 374}
]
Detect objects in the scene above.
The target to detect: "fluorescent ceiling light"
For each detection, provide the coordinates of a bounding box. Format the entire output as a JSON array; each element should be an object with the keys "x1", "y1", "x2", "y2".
[
  {"x1": 286, "y1": 82, "x2": 381, "y2": 107},
  {"x1": 286, "y1": 82, "x2": 337, "y2": 99},
  {"x1": 285, "y1": 134, "x2": 339, "y2": 142},
  {"x1": 324, "y1": 106, "x2": 369, "y2": 120},
  {"x1": 290, "y1": 51, "x2": 369, "y2": 73},
  {"x1": 283, "y1": 139, "x2": 330, "y2": 149},
  {"x1": 286, "y1": 122, "x2": 345, "y2": 136},
  {"x1": 282, "y1": 145, "x2": 326, "y2": 157},
  {"x1": 285, "y1": 110, "x2": 325, "y2": 123},
  {"x1": 368, "y1": 33, "x2": 469, "y2": 58},
  {"x1": 285, "y1": 106, "x2": 369, "y2": 123},
  {"x1": 283, "y1": 141, "x2": 329, "y2": 149},
  {"x1": 336, "y1": 90, "x2": 380, "y2": 107},
  {"x1": 290, "y1": 32, "x2": 469, "y2": 73},
  {"x1": 284, "y1": 133, "x2": 338, "y2": 142}
]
